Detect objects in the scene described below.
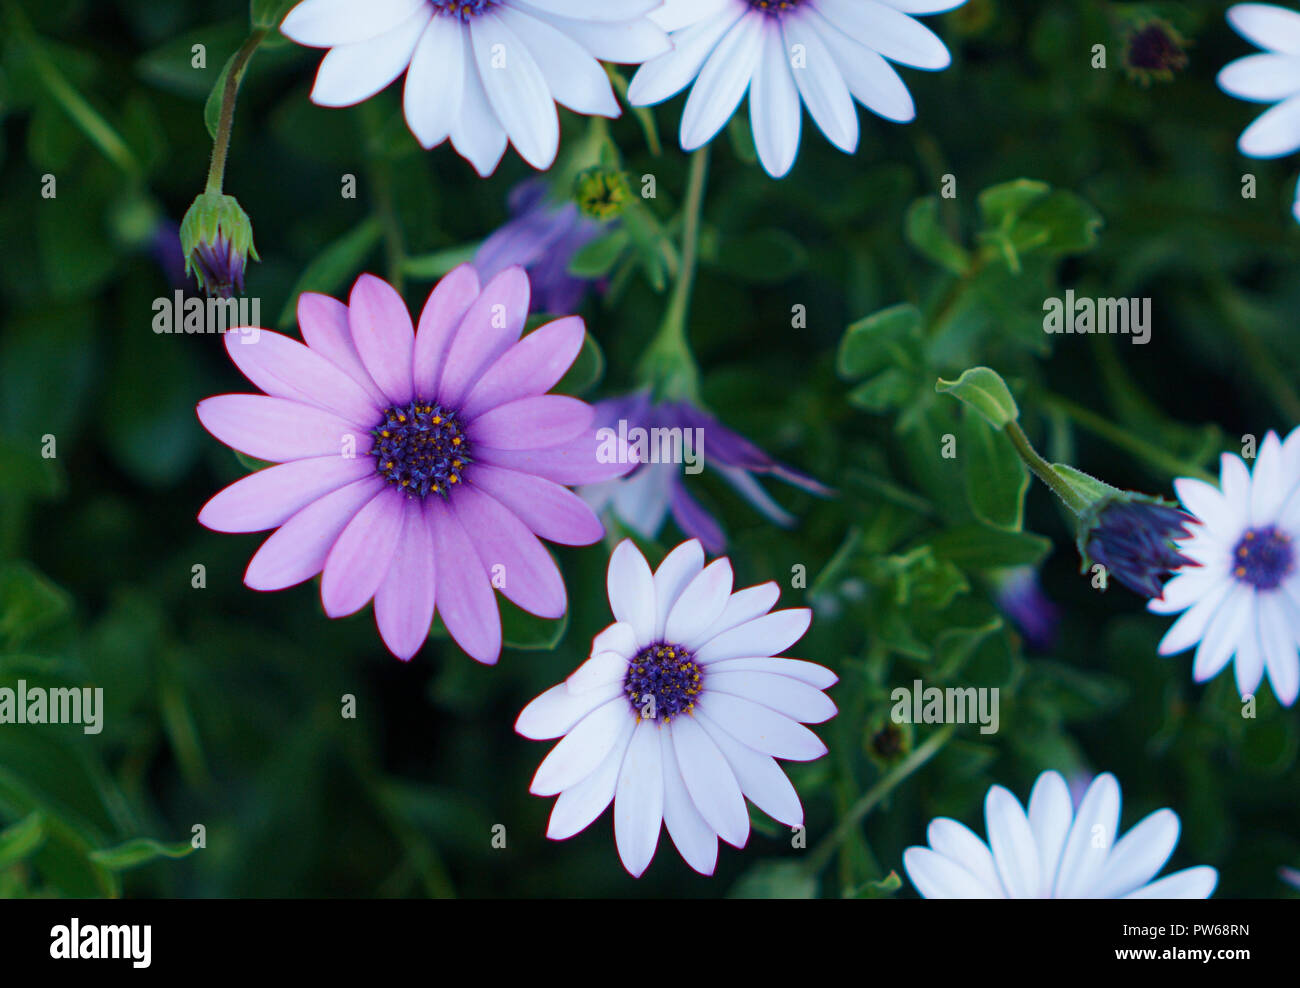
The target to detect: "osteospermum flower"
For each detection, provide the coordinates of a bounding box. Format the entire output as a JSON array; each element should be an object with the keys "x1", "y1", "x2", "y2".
[
  {"x1": 628, "y1": 0, "x2": 967, "y2": 178},
  {"x1": 516, "y1": 538, "x2": 836, "y2": 876},
  {"x1": 279, "y1": 0, "x2": 669, "y2": 176},
  {"x1": 1085, "y1": 499, "x2": 1195, "y2": 599},
  {"x1": 1149, "y1": 433, "x2": 1300, "y2": 707},
  {"x1": 904, "y1": 771, "x2": 1218, "y2": 898},
  {"x1": 196, "y1": 266, "x2": 631, "y2": 663},
  {"x1": 1217, "y1": 3, "x2": 1300, "y2": 221},
  {"x1": 580, "y1": 391, "x2": 831, "y2": 554}
]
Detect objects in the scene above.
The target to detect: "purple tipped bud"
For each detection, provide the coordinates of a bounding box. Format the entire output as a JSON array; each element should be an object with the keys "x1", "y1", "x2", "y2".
[{"x1": 1085, "y1": 499, "x2": 1195, "y2": 598}]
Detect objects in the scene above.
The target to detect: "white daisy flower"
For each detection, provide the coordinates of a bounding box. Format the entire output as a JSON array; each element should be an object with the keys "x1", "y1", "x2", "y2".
[
  {"x1": 904, "y1": 771, "x2": 1218, "y2": 898},
  {"x1": 516, "y1": 537, "x2": 836, "y2": 876},
  {"x1": 1217, "y1": 3, "x2": 1300, "y2": 220},
  {"x1": 627, "y1": 0, "x2": 968, "y2": 178},
  {"x1": 1149, "y1": 431, "x2": 1300, "y2": 708},
  {"x1": 280, "y1": 0, "x2": 670, "y2": 176}
]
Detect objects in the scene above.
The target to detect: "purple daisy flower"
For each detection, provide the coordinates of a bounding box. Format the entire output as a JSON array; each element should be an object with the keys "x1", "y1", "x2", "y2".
[
  {"x1": 580, "y1": 391, "x2": 831, "y2": 554},
  {"x1": 992, "y1": 565, "x2": 1061, "y2": 653},
  {"x1": 474, "y1": 180, "x2": 605, "y2": 315},
  {"x1": 196, "y1": 266, "x2": 632, "y2": 664}
]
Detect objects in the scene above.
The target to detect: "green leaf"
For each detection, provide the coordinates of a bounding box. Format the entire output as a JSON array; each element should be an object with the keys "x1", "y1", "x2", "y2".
[
  {"x1": 251, "y1": 0, "x2": 295, "y2": 30},
  {"x1": 850, "y1": 870, "x2": 903, "y2": 898},
  {"x1": 838, "y1": 304, "x2": 922, "y2": 379},
  {"x1": 90, "y1": 837, "x2": 196, "y2": 871},
  {"x1": 402, "y1": 243, "x2": 477, "y2": 281},
  {"x1": 501, "y1": 599, "x2": 568, "y2": 652},
  {"x1": 710, "y1": 229, "x2": 808, "y2": 283},
  {"x1": 978, "y1": 179, "x2": 1051, "y2": 230},
  {"x1": 277, "y1": 217, "x2": 383, "y2": 329},
  {"x1": 935, "y1": 366, "x2": 1019, "y2": 429},
  {"x1": 963, "y1": 412, "x2": 1029, "y2": 530},
  {"x1": 847, "y1": 368, "x2": 916, "y2": 414},
  {"x1": 906, "y1": 197, "x2": 971, "y2": 276},
  {"x1": 567, "y1": 228, "x2": 628, "y2": 279},
  {"x1": 0, "y1": 812, "x2": 46, "y2": 869},
  {"x1": 203, "y1": 49, "x2": 236, "y2": 142},
  {"x1": 923, "y1": 525, "x2": 1052, "y2": 569},
  {"x1": 729, "y1": 860, "x2": 816, "y2": 899},
  {"x1": 0, "y1": 562, "x2": 72, "y2": 648}
]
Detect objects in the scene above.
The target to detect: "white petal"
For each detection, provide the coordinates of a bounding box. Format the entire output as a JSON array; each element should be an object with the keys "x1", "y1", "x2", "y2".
[
  {"x1": 404, "y1": 15, "x2": 466, "y2": 148},
  {"x1": 471, "y1": 13, "x2": 560, "y2": 170},
  {"x1": 804, "y1": 6, "x2": 914, "y2": 121},
  {"x1": 926, "y1": 818, "x2": 1003, "y2": 894},
  {"x1": 1053, "y1": 773, "x2": 1120, "y2": 898},
  {"x1": 309, "y1": 7, "x2": 428, "y2": 107},
  {"x1": 1173, "y1": 476, "x2": 1234, "y2": 533},
  {"x1": 1219, "y1": 53, "x2": 1300, "y2": 103},
  {"x1": 1027, "y1": 770, "x2": 1073, "y2": 897},
  {"x1": 1228, "y1": 3, "x2": 1300, "y2": 56},
  {"x1": 670, "y1": 715, "x2": 749, "y2": 846},
  {"x1": 699, "y1": 691, "x2": 826, "y2": 760},
  {"x1": 1250, "y1": 431, "x2": 1286, "y2": 523},
  {"x1": 612, "y1": 464, "x2": 674, "y2": 537},
  {"x1": 516, "y1": 0, "x2": 659, "y2": 21},
  {"x1": 679, "y1": 11, "x2": 766, "y2": 151},
  {"x1": 813, "y1": 0, "x2": 950, "y2": 69},
  {"x1": 1123, "y1": 865, "x2": 1218, "y2": 899},
  {"x1": 607, "y1": 539, "x2": 657, "y2": 645},
  {"x1": 687, "y1": 581, "x2": 781, "y2": 650},
  {"x1": 546, "y1": 715, "x2": 634, "y2": 839},
  {"x1": 1240, "y1": 92, "x2": 1300, "y2": 157},
  {"x1": 282, "y1": 0, "x2": 426, "y2": 47},
  {"x1": 450, "y1": 38, "x2": 509, "y2": 176},
  {"x1": 1192, "y1": 585, "x2": 1250, "y2": 683},
  {"x1": 1089, "y1": 809, "x2": 1180, "y2": 899},
  {"x1": 524, "y1": 8, "x2": 670, "y2": 62},
  {"x1": 665, "y1": 558, "x2": 734, "y2": 645},
  {"x1": 881, "y1": 0, "x2": 967, "y2": 12},
  {"x1": 705, "y1": 670, "x2": 835, "y2": 723},
  {"x1": 614, "y1": 719, "x2": 664, "y2": 877},
  {"x1": 903, "y1": 847, "x2": 1002, "y2": 898},
  {"x1": 497, "y1": 6, "x2": 620, "y2": 116},
  {"x1": 1262, "y1": 592, "x2": 1300, "y2": 705},
  {"x1": 984, "y1": 785, "x2": 1039, "y2": 899},
  {"x1": 659, "y1": 726, "x2": 718, "y2": 875},
  {"x1": 695, "y1": 608, "x2": 812, "y2": 663},
  {"x1": 1157, "y1": 577, "x2": 1235, "y2": 656},
  {"x1": 566, "y1": 650, "x2": 630, "y2": 694},
  {"x1": 748, "y1": 17, "x2": 802, "y2": 179},
  {"x1": 516, "y1": 681, "x2": 621, "y2": 739},
  {"x1": 704, "y1": 656, "x2": 837, "y2": 689},
  {"x1": 698, "y1": 711, "x2": 803, "y2": 826},
  {"x1": 652, "y1": 539, "x2": 706, "y2": 637},
  {"x1": 530, "y1": 698, "x2": 629, "y2": 795},
  {"x1": 649, "y1": 0, "x2": 734, "y2": 32},
  {"x1": 784, "y1": 12, "x2": 858, "y2": 152},
  {"x1": 1149, "y1": 568, "x2": 1227, "y2": 615},
  {"x1": 627, "y1": 2, "x2": 747, "y2": 106}
]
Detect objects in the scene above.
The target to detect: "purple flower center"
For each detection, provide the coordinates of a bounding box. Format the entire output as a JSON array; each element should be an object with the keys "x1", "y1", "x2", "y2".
[
  {"x1": 430, "y1": 0, "x2": 493, "y2": 19},
  {"x1": 747, "y1": 0, "x2": 805, "y2": 14},
  {"x1": 371, "y1": 400, "x2": 471, "y2": 500},
  {"x1": 1232, "y1": 527, "x2": 1294, "y2": 591},
  {"x1": 624, "y1": 642, "x2": 702, "y2": 723}
]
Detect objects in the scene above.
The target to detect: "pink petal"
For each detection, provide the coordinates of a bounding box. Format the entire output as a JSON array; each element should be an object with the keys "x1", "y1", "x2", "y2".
[
  {"x1": 412, "y1": 264, "x2": 481, "y2": 398},
  {"x1": 460, "y1": 316, "x2": 586, "y2": 420},
  {"x1": 373, "y1": 500, "x2": 436, "y2": 660},
  {"x1": 452, "y1": 484, "x2": 566, "y2": 619},
  {"x1": 348, "y1": 273, "x2": 415, "y2": 405},
  {"x1": 244, "y1": 476, "x2": 385, "y2": 590},
  {"x1": 466, "y1": 463, "x2": 603, "y2": 545},
  {"x1": 469, "y1": 395, "x2": 593, "y2": 450},
  {"x1": 196, "y1": 394, "x2": 371, "y2": 462},
  {"x1": 476, "y1": 429, "x2": 637, "y2": 484},
  {"x1": 319, "y1": 487, "x2": 405, "y2": 617},
  {"x1": 199, "y1": 455, "x2": 375, "y2": 533},
  {"x1": 428, "y1": 499, "x2": 502, "y2": 664},
  {"x1": 224, "y1": 327, "x2": 380, "y2": 427},
  {"x1": 297, "y1": 292, "x2": 388, "y2": 406},
  {"x1": 437, "y1": 266, "x2": 529, "y2": 407}
]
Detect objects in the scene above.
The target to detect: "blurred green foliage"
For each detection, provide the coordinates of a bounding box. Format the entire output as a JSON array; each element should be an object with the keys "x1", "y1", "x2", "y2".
[{"x1": 1, "y1": 0, "x2": 1298, "y2": 897}]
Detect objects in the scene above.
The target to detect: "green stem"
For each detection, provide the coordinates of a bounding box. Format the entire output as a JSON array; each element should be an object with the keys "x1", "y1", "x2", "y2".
[
  {"x1": 205, "y1": 30, "x2": 266, "y2": 194},
  {"x1": 363, "y1": 104, "x2": 408, "y2": 296},
  {"x1": 806, "y1": 724, "x2": 955, "y2": 877},
  {"x1": 1005, "y1": 421, "x2": 1091, "y2": 515},
  {"x1": 639, "y1": 146, "x2": 709, "y2": 400}
]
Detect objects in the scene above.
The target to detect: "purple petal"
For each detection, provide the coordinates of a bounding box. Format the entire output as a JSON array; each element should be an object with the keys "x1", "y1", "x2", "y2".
[
  {"x1": 468, "y1": 395, "x2": 593, "y2": 450},
  {"x1": 224, "y1": 328, "x2": 381, "y2": 427},
  {"x1": 476, "y1": 429, "x2": 636, "y2": 484},
  {"x1": 670, "y1": 479, "x2": 726, "y2": 554},
  {"x1": 199, "y1": 455, "x2": 375, "y2": 533},
  {"x1": 319, "y1": 487, "x2": 404, "y2": 617},
  {"x1": 453, "y1": 484, "x2": 566, "y2": 618},
  {"x1": 437, "y1": 266, "x2": 530, "y2": 407},
  {"x1": 297, "y1": 292, "x2": 388, "y2": 406},
  {"x1": 467, "y1": 463, "x2": 603, "y2": 545},
  {"x1": 428, "y1": 499, "x2": 502, "y2": 664},
  {"x1": 412, "y1": 264, "x2": 480, "y2": 398},
  {"x1": 460, "y1": 316, "x2": 585, "y2": 420},
  {"x1": 244, "y1": 476, "x2": 385, "y2": 590},
  {"x1": 196, "y1": 395, "x2": 371, "y2": 462},
  {"x1": 373, "y1": 500, "x2": 436, "y2": 660},
  {"x1": 348, "y1": 273, "x2": 414, "y2": 405}
]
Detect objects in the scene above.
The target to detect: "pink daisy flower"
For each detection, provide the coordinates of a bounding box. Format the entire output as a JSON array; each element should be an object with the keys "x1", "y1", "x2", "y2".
[{"x1": 196, "y1": 265, "x2": 631, "y2": 663}]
